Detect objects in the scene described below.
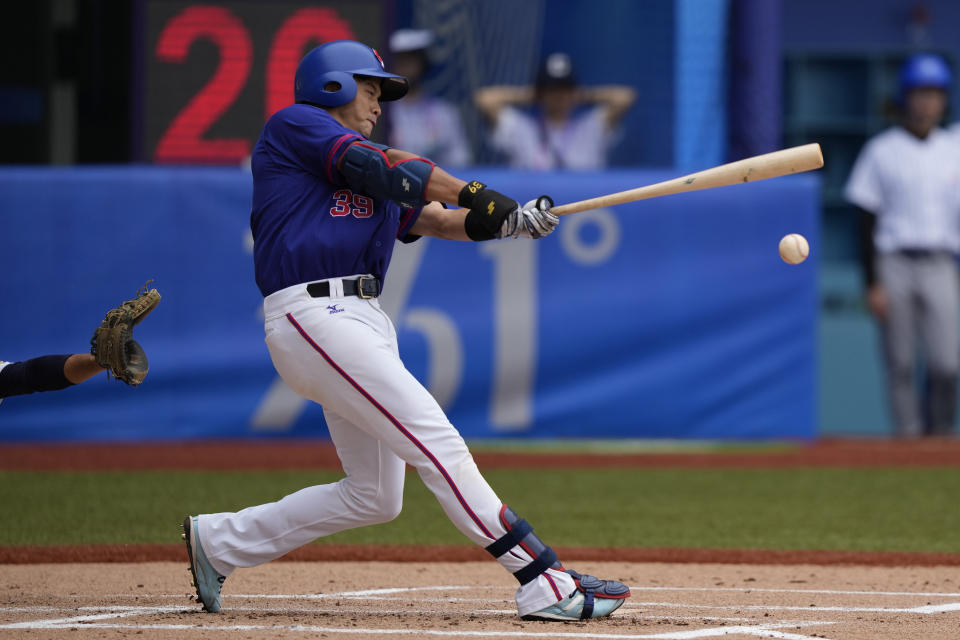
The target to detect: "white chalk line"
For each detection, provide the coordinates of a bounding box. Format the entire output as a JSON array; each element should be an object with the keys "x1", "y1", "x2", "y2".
[
  {"x1": 9, "y1": 598, "x2": 958, "y2": 619},
  {"x1": 0, "y1": 605, "x2": 183, "y2": 629},
  {"x1": 335, "y1": 585, "x2": 960, "y2": 599},
  {"x1": 623, "y1": 600, "x2": 960, "y2": 615},
  {"x1": 631, "y1": 585, "x2": 960, "y2": 598},
  {"x1": 152, "y1": 591, "x2": 960, "y2": 610},
  {"x1": 226, "y1": 584, "x2": 960, "y2": 600},
  {"x1": 0, "y1": 604, "x2": 516, "y2": 618},
  {"x1": 330, "y1": 586, "x2": 476, "y2": 597},
  {"x1": 110, "y1": 582, "x2": 960, "y2": 602}
]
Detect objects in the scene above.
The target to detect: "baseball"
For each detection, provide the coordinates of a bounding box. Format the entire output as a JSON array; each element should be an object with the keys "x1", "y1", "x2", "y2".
[{"x1": 778, "y1": 233, "x2": 809, "y2": 265}]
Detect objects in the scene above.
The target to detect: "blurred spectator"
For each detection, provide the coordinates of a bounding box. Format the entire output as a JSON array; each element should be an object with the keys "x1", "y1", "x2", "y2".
[
  {"x1": 844, "y1": 53, "x2": 960, "y2": 438},
  {"x1": 386, "y1": 29, "x2": 471, "y2": 167},
  {"x1": 474, "y1": 52, "x2": 636, "y2": 170}
]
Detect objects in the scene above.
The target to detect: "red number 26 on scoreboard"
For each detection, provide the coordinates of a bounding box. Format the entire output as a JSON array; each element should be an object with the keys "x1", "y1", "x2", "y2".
[{"x1": 153, "y1": 5, "x2": 355, "y2": 164}]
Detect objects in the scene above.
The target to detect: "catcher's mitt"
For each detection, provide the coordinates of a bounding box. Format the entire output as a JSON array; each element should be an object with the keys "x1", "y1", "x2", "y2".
[{"x1": 91, "y1": 281, "x2": 161, "y2": 386}]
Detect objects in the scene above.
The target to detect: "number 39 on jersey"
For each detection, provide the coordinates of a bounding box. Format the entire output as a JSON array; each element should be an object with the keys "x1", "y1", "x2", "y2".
[{"x1": 330, "y1": 190, "x2": 373, "y2": 219}]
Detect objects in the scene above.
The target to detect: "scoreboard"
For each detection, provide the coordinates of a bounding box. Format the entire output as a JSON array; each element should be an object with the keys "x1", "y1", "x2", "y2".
[{"x1": 139, "y1": 1, "x2": 387, "y2": 164}]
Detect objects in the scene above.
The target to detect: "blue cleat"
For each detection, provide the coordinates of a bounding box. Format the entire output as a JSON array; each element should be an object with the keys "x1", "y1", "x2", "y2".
[
  {"x1": 182, "y1": 516, "x2": 226, "y2": 613},
  {"x1": 522, "y1": 570, "x2": 630, "y2": 621}
]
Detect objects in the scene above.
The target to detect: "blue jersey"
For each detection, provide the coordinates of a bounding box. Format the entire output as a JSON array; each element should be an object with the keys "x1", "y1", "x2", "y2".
[{"x1": 250, "y1": 104, "x2": 422, "y2": 297}]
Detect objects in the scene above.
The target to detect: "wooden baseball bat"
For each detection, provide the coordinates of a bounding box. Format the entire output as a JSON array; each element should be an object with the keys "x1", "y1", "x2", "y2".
[{"x1": 551, "y1": 143, "x2": 824, "y2": 216}]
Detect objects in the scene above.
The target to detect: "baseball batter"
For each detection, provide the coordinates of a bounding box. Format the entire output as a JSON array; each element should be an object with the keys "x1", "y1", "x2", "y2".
[
  {"x1": 845, "y1": 53, "x2": 960, "y2": 437},
  {"x1": 182, "y1": 40, "x2": 631, "y2": 622}
]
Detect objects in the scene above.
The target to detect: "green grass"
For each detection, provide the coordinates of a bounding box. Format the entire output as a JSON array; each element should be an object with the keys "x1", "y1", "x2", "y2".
[{"x1": 2, "y1": 468, "x2": 959, "y2": 552}]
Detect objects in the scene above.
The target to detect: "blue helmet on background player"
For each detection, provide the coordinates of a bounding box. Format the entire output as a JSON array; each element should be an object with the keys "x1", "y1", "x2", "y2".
[
  {"x1": 295, "y1": 40, "x2": 408, "y2": 108},
  {"x1": 898, "y1": 53, "x2": 952, "y2": 102}
]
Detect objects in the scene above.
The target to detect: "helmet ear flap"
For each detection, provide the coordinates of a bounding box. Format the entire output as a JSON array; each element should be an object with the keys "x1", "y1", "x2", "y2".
[{"x1": 315, "y1": 71, "x2": 357, "y2": 107}]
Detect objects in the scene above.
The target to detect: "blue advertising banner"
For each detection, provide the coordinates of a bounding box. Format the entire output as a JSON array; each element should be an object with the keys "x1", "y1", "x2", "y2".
[{"x1": 0, "y1": 167, "x2": 818, "y2": 441}]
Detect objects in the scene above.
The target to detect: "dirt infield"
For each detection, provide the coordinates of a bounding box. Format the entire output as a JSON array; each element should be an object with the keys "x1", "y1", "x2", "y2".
[{"x1": 3, "y1": 561, "x2": 960, "y2": 639}]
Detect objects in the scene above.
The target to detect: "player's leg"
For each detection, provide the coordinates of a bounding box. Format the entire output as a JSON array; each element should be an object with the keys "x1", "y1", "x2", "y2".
[
  {"x1": 195, "y1": 410, "x2": 405, "y2": 575},
  {"x1": 268, "y1": 298, "x2": 509, "y2": 553},
  {"x1": 272, "y1": 294, "x2": 627, "y2": 618},
  {"x1": 916, "y1": 253, "x2": 959, "y2": 435},
  {"x1": 877, "y1": 253, "x2": 921, "y2": 437}
]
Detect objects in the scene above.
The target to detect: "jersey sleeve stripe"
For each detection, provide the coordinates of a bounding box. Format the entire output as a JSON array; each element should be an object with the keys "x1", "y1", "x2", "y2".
[{"x1": 324, "y1": 133, "x2": 362, "y2": 183}]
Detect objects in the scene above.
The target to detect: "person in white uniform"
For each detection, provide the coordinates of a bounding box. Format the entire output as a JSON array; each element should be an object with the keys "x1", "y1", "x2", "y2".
[
  {"x1": 181, "y1": 40, "x2": 631, "y2": 623},
  {"x1": 845, "y1": 52, "x2": 960, "y2": 438},
  {"x1": 386, "y1": 29, "x2": 471, "y2": 167},
  {"x1": 474, "y1": 52, "x2": 635, "y2": 170}
]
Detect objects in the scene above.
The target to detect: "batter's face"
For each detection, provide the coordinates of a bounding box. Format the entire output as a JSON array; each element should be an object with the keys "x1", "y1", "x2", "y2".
[{"x1": 326, "y1": 77, "x2": 382, "y2": 137}]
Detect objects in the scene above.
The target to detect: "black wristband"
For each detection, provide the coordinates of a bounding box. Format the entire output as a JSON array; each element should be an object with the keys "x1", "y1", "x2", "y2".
[
  {"x1": 463, "y1": 187, "x2": 517, "y2": 241},
  {"x1": 464, "y1": 211, "x2": 498, "y2": 241},
  {"x1": 458, "y1": 180, "x2": 487, "y2": 208}
]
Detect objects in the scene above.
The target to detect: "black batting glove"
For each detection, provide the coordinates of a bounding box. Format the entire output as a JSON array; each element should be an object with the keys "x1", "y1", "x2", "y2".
[{"x1": 459, "y1": 181, "x2": 519, "y2": 241}]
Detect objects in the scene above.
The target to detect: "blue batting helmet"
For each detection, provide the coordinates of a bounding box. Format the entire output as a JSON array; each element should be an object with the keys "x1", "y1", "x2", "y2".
[
  {"x1": 899, "y1": 53, "x2": 952, "y2": 98},
  {"x1": 294, "y1": 41, "x2": 408, "y2": 107}
]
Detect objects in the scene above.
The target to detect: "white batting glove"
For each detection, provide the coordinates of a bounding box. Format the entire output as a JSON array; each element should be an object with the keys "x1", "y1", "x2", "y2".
[{"x1": 497, "y1": 195, "x2": 559, "y2": 239}]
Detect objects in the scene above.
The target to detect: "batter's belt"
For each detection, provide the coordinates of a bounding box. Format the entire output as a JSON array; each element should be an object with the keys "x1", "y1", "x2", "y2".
[{"x1": 307, "y1": 276, "x2": 381, "y2": 299}]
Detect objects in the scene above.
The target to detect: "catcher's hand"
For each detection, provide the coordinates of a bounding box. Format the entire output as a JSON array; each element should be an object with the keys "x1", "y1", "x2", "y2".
[{"x1": 91, "y1": 281, "x2": 161, "y2": 386}]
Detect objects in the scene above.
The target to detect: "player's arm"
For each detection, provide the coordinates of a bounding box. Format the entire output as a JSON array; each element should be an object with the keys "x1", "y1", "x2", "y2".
[
  {"x1": 857, "y1": 206, "x2": 886, "y2": 319},
  {"x1": 409, "y1": 202, "x2": 470, "y2": 241},
  {"x1": 336, "y1": 144, "x2": 467, "y2": 207},
  {"x1": 577, "y1": 85, "x2": 637, "y2": 127},
  {"x1": 844, "y1": 143, "x2": 885, "y2": 318},
  {"x1": 384, "y1": 148, "x2": 468, "y2": 206},
  {"x1": 409, "y1": 197, "x2": 557, "y2": 242},
  {"x1": 857, "y1": 207, "x2": 878, "y2": 289},
  {"x1": 337, "y1": 142, "x2": 558, "y2": 240},
  {"x1": 0, "y1": 354, "x2": 103, "y2": 399}
]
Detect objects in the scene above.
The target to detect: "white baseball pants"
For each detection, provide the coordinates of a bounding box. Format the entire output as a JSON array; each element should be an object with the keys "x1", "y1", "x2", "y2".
[{"x1": 197, "y1": 277, "x2": 574, "y2": 615}]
